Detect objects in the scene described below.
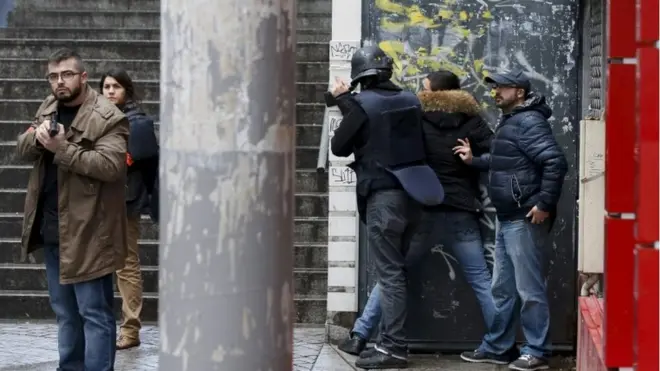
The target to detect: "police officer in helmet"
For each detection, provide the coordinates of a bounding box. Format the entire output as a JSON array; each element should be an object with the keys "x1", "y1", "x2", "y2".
[{"x1": 328, "y1": 45, "x2": 444, "y2": 369}]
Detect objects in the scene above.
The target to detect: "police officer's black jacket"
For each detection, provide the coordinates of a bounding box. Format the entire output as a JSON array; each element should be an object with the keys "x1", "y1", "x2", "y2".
[
  {"x1": 121, "y1": 102, "x2": 159, "y2": 217},
  {"x1": 330, "y1": 81, "x2": 428, "y2": 218},
  {"x1": 472, "y1": 93, "x2": 568, "y2": 220},
  {"x1": 418, "y1": 89, "x2": 493, "y2": 212}
]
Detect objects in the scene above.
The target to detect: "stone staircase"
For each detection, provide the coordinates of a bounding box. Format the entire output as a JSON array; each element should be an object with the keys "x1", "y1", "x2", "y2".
[{"x1": 0, "y1": 0, "x2": 329, "y2": 324}]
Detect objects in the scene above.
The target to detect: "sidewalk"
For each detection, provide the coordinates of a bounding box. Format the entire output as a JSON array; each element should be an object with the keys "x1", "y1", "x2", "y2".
[{"x1": 0, "y1": 323, "x2": 575, "y2": 370}]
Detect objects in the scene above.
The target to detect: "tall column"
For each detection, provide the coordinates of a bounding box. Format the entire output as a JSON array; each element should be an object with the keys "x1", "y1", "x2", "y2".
[{"x1": 158, "y1": 1, "x2": 296, "y2": 370}]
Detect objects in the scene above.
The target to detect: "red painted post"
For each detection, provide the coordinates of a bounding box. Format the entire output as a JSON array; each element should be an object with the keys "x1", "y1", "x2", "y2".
[
  {"x1": 634, "y1": 247, "x2": 659, "y2": 371},
  {"x1": 603, "y1": 217, "x2": 635, "y2": 366},
  {"x1": 638, "y1": 0, "x2": 659, "y2": 43},
  {"x1": 634, "y1": 3, "x2": 659, "y2": 371},
  {"x1": 604, "y1": 64, "x2": 637, "y2": 213},
  {"x1": 636, "y1": 47, "x2": 659, "y2": 244},
  {"x1": 608, "y1": 0, "x2": 637, "y2": 57},
  {"x1": 604, "y1": 1, "x2": 638, "y2": 367}
]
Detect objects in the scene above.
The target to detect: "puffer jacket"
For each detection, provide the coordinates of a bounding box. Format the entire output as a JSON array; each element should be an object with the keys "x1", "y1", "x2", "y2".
[
  {"x1": 472, "y1": 93, "x2": 568, "y2": 220},
  {"x1": 418, "y1": 89, "x2": 493, "y2": 212}
]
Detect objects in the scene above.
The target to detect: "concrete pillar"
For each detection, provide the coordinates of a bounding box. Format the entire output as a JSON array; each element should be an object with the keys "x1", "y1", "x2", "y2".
[
  {"x1": 158, "y1": 1, "x2": 296, "y2": 370},
  {"x1": 325, "y1": 0, "x2": 363, "y2": 340}
]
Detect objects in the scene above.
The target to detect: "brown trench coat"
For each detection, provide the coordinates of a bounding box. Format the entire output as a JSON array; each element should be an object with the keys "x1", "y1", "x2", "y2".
[{"x1": 16, "y1": 86, "x2": 130, "y2": 284}]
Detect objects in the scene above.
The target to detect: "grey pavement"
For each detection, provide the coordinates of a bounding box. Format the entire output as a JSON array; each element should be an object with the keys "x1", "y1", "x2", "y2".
[{"x1": 0, "y1": 323, "x2": 575, "y2": 370}]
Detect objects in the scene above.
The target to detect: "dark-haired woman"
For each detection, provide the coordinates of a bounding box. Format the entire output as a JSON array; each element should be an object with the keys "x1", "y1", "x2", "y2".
[{"x1": 100, "y1": 69, "x2": 158, "y2": 350}]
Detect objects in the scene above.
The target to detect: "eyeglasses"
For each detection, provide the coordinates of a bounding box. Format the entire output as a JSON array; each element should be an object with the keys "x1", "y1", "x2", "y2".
[{"x1": 46, "y1": 71, "x2": 80, "y2": 83}]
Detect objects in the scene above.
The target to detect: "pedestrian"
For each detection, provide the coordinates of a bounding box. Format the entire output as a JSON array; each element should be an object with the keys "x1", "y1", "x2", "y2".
[
  {"x1": 338, "y1": 69, "x2": 513, "y2": 362},
  {"x1": 329, "y1": 45, "x2": 444, "y2": 369},
  {"x1": 100, "y1": 68, "x2": 159, "y2": 350},
  {"x1": 454, "y1": 70, "x2": 568, "y2": 371},
  {"x1": 15, "y1": 48, "x2": 129, "y2": 371}
]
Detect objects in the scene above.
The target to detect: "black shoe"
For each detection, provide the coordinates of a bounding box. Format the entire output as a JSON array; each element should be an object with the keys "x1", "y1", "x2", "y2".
[
  {"x1": 338, "y1": 334, "x2": 367, "y2": 356},
  {"x1": 355, "y1": 346, "x2": 408, "y2": 369},
  {"x1": 358, "y1": 347, "x2": 377, "y2": 358},
  {"x1": 508, "y1": 354, "x2": 549, "y2": 370},
  {"x1": 460, "y1": 349, "x2": 510, "y2": 365},
  {"x1": 505, "y1": 346, "x2": 521, "y2": 362}
]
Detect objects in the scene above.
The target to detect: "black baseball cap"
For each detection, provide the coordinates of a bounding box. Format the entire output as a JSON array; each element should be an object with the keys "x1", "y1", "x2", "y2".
[{"x1": 484, "y1": 69, "x2": 531, "y2": 92}]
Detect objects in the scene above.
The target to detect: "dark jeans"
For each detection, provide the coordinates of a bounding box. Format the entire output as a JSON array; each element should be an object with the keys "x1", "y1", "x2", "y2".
[
  {"x1": 365, "y1": 189, "x2": 424, "y2": 358},
  {"x1": 478, "y1": 219, "x2": 552, "y2": 359},
  {"x1": 353, "y1": 210, "x2": 494, "y2": 343},
  {"x1": 44, "y1": 245, "x2": 116, "y2": 371}
]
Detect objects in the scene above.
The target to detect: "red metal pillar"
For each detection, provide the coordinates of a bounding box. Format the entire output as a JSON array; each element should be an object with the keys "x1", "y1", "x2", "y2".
[
  {"x1": 604, "y1": 0, "x2": 637, "y2": 367},
  {"x1": 634, "y1": 0, "x2": 659, "y2": 370}
]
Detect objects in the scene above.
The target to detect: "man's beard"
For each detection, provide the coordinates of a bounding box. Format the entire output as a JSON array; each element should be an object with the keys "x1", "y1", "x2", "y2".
[{"x1": 53, "y1": 85, "x2": 82, "y2": 103}]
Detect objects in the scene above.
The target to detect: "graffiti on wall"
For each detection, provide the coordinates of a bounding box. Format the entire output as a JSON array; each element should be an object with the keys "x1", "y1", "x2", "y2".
[{"x1": 365, "y1": 0, "x2": 577, "y2": 125}]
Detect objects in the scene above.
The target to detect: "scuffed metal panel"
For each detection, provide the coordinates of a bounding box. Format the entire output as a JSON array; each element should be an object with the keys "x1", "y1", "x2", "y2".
[{"x1": 358, "y1": 0, "x2": 580, "y2": 349}]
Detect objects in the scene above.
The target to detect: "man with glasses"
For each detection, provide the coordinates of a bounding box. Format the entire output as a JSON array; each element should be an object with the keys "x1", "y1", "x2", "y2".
[
  {"x1": 453, "y1": 70, "x2": 568, "y2": 371},
  {"x1": 16, "y1": 48, "x2": 129, "y2": 371}
]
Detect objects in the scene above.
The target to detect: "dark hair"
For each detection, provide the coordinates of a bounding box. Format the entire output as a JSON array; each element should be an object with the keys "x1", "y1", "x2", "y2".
[
  {"x1": 426, "y1": 70, "x2": 460, "y2": 91},
  {"x1": 99, "y1": 68, "x2": 140, "y2": 103},
  {"x1": 47, "y1": 48, "x2": 85, "y2": 72}
]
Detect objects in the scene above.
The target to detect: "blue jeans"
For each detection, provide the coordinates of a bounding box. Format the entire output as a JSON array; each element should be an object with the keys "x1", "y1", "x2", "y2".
[
  {"x1": 353, "y1": 210, "x2": 494, "y2": 340},
  {"x1": 478, "y1": 219, "x2": 552, "y2": 359},
  {"x1": 44, "y1": 245, "x2": 116, "y2": 371}
]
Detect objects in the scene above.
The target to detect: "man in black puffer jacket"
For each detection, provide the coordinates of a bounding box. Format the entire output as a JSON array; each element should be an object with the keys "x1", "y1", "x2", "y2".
[{"x1": 455, "y1": 70, "x2": 567, "y2": 371}]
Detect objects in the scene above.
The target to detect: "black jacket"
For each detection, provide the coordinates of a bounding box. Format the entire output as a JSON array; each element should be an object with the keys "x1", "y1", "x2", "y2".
[
  {"x1": 329, "y1": 81, "x2": 404, "y2": 197},
  {"x1": 418, "y1": 90, "x2": 493, "y2": 212},
  {"x1": 472, "y1": 94, "x2": 568, "y2": 220},
  {"x1": 122, "y1": 102, "x2": 159, "y2": 217}
]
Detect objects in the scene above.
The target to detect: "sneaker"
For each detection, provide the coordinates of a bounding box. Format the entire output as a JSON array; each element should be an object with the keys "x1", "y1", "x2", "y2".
[
  {"x1": 508, "y1": 354, "x2": 550, "y2": 370},
  {"x1": 358, "y1": 347, "x2": 377, "y2": 358},
  {"x1": 338, "y1": 334, "x2": 367, "y2": 356},
  {"x1": 355, "y1": 345, "x2": 407, "y2": 369},
  {"x1": 460, "y1": 349, "x2": 510, "y2": 365}
]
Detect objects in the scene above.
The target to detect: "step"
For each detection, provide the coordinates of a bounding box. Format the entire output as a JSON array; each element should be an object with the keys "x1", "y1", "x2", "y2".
[
  {"x1": 298, "y1": 29, "x2": 331, "y2": 43},
  {"x1": 0, "y1": 58, "x2": 330, "y2": 83},
  {"x1": 0, "y1": 290, "x2": 159, "y2": 321},
  {"x1": 0, "y1": 118, "x2": 324, "y2": 146},
  {"x1": 0, "y1": 290, "x2": 327, "y2": 324},
  {"x1": 0, "y1": 27, "x2": 330, "y2": 43},
  {"x1": 6, "y1": 9, "x2": 331, "y2": 30},
  {"x1": 0, "y1": 164, "x2": 327, "y2": 193},
  {"x1": 15, "y1": 0, "x2": 331, "y2": 14},
  {"x1": 0, "y1": 238, "x2": 328, "y2": 269},
  {"x1": 0, "y1": 140, "x2": 320, "y2": 169},
  {"x1": 0, "y1": 27, "x2": 160, "y2": 41},
  {"x1": 0, "y1": 79, "x2": 327, "y2": 105},
  {"x1": 0, "y1": 78, "x2": 159, "y2": 102},
  {"x1": 0, "y1": 264, "x2": 328, "y2": 296},
  {"x1": 16, "y1": 0, "x2": 160, "y2": 11},
  {"x1": 0, "y1": 188, "x2": 328, "y2": 216},
  {"x1": 0, "y1": 214, "x2": 329, "y2": 243},
  {"x1": 0, "y1": 100, "x2": 325, "y2": 129},
  {"x1": 0, "y1": 39, "x2": 329, "y2": 62},
  {"x1": 2, "y1": 58, "x2": 163, "y2": 80}
]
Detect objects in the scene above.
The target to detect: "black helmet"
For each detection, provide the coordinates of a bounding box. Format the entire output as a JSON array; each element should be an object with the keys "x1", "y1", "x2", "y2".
[{"x1": 350, "y1": 45, "x2": 393, "y2": 86}]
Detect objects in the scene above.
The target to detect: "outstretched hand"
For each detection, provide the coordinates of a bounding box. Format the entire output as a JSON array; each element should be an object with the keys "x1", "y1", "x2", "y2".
[{"x1": 452, "y1": 138, "x2": 473, "y2": 164}]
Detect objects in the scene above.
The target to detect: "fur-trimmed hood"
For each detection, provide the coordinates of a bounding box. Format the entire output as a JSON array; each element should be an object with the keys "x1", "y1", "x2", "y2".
[{"x1": 417, "y1": 90, "x2": 482, "y2": 129}]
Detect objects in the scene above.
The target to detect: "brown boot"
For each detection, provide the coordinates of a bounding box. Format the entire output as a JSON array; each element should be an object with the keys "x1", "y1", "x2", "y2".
[{"x1": 116, "y1": 335, "x2": 140, "y2": 350}]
